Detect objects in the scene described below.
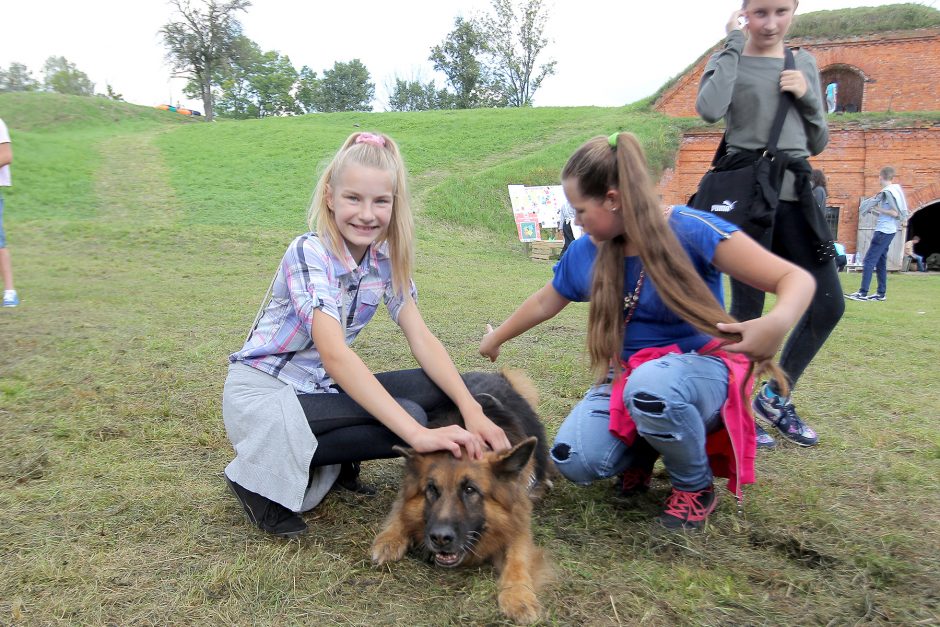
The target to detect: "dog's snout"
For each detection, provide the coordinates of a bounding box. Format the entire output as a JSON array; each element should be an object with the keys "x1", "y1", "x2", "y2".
[{"x1": 427, "y1": 524, "x2": 456, "y2": 550}]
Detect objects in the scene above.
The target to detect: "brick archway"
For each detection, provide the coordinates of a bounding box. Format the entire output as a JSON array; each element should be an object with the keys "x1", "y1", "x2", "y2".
[
  {"x1": 907, "y1": 181, "x2": 940, "y2": 214},
  {"x1": 819, "y1": 64, "x2": 868, "y2": 113}
]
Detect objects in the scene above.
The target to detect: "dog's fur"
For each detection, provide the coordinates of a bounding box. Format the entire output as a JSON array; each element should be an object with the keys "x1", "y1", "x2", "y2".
[{"x1": 371, "y1": 370, "x2": 551, "y2": 624}]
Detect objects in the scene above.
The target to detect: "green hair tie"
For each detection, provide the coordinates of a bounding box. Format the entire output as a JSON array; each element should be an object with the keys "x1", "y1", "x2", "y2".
[{"x1": 608, "y1": 132, "x2": 619, "y2": 148}]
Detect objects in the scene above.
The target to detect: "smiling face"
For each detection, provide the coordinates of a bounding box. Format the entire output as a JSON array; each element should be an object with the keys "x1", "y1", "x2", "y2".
[
  {"x1": 743, "y1": 0, "x2": 798, "y2": 55},
  {"x1": 326, "y1": 163, "x2": 395, "y2": 262},
  {"x1": 562, "y1": 177, "x2": 624, "y2": 243}
]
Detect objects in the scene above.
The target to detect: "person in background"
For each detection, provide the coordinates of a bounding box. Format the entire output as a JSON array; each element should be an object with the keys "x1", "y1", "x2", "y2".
[
  {"x1": 845, "y1": 166, "x2": 909, "y2": 301},
  {"x1": 0, "y1": 118, "x2": 17, "y2": 308},
  {"x1": 834, "y1": 242, "x2": 847, "y2": 272},
  {"x1": 696, "y1": 0, "x2": 842, "y2": 450},
  {"x1": 904, "y1": 235, "x2": 926, "y2": 273},
  {"x1": 811, "y1": 168, "x2": 827, "y2": 213},
  {"x1": 560, "y1": 201, "x2": 576, "y2": 256}
]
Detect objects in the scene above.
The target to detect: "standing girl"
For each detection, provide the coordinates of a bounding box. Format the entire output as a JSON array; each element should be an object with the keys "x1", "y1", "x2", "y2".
[
  {"x1": 480, "y1": 133, "x2": 814, "y2": 530},
  {"x1": 696, "y1": 0, "x2": 843, "y2": 449},
  {"x1": 224, "y1": 131, "x2": 509, "y2": 538}
]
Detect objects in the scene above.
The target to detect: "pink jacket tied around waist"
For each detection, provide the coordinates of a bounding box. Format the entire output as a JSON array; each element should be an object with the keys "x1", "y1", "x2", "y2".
[{"x1": 608, "y1": 339, "x2": 756, "y2": 498}]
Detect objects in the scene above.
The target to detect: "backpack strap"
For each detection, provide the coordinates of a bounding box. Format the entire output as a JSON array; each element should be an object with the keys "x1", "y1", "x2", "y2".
[{"x1": 711, "y1": 47, "x2": 796, "y2": 166}]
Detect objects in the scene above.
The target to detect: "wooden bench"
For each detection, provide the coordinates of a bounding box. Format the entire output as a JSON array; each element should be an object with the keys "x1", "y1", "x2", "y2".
[{"x1": 528, "y1": 241, "x2": 564, "y2": 261}]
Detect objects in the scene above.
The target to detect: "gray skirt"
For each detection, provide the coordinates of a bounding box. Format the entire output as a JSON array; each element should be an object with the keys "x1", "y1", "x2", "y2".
[{"x1": 223, "y1": 362, "x2": 340, "y2": 512}]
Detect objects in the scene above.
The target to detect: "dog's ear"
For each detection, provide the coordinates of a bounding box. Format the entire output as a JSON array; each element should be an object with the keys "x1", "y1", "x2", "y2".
[
  {"x1": 492, "y1": 436, "x2": 537, "y2": 478},
  {"x1": 393, "y1": 445, "x2": 414, "y2": 459},
  {"x1": 394, "y1": 445, "x2": 419, "y2": 469},
  {"x1": 473, "y1": 392, "x2": 505, "y2": 413}
]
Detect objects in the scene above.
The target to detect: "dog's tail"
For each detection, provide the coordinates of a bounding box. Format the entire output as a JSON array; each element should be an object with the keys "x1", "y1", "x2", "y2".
[{"x1": 499, "y1": 369, "x2": 540, "y2": 408}]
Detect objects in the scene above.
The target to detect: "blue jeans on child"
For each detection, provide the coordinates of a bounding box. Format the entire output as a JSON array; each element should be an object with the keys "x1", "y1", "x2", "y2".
[
  {"x1": 551, "y1": 353, "x2": 727, "y2": 492},
  {"x1": 860, "y1": 230, "x2": 895, "y2": 296}
]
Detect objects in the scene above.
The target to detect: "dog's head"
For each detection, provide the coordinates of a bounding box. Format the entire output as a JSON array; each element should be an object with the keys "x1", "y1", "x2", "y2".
[{"x1": 394, "y1": 437, "x2": 537, "y2": 568}]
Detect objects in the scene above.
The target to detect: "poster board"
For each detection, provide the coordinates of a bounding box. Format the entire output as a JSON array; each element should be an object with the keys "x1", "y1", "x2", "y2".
[{"x1": 508, "y1": 184, "x2": 569, "y2": 242}]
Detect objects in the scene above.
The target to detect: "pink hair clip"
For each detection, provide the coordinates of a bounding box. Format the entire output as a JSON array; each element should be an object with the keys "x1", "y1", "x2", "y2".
[{"x1": 355, "y1": 132, "x2": 386, "y2": 148}]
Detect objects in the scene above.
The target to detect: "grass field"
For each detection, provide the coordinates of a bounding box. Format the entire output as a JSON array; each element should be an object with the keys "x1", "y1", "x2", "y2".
[{"x1": 0, "y1": 93, "x2": 938, "y2": 626}]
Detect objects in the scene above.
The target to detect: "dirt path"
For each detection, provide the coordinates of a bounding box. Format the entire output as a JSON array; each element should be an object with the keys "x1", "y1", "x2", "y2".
[{"x1": 93, "y1": 130, "x2": 181, "y2": 226}]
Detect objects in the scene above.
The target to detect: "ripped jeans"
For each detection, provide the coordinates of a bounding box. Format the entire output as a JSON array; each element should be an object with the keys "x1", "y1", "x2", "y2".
[{"x1": 551, "y1": 353, "x2": 727, "y2": 492}]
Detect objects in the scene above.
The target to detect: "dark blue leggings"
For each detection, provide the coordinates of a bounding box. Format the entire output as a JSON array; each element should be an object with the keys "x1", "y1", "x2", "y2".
[
  {"x1": 729, "y1": 200, "x2": 845, "y2": 390},
  {"x1": 297, "y1": 369, "x2": 452, "y2": 466}
]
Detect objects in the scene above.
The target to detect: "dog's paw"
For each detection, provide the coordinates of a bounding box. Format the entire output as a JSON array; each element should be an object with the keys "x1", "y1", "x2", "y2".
[
  {"x1": 371, "y1": 532, "x2": 408, "y2": 565},
  {"x1": 498, "y1": 587, "x2": 541, "y2": 625}
]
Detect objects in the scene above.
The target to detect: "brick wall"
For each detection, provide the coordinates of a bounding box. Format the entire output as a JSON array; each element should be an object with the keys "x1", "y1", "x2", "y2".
[
  {"x1": 654, "y1": 29, "x2": 940, "y2": 117},
  {"x1": 656, "y1": 125, "x2": 940, "y2": 253}
]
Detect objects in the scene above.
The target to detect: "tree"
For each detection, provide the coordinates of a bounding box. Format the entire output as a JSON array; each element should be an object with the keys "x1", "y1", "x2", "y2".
[
  {"x1": 429, "y1": 17, "x2": 503, "y2": 109},
  {"x1": 215, "y1": 36, "x2": 300, "y2": 118},
  {"x1": 105, "y1": 84, "x2": 124, "y2": 101},
  {"x1": 160, "y1": 0, "x2": 251, "y2": 121},
  {"x1": 387, "y1": 77, "x2": 452, "y2": 112},
  {"x1": 308, "y1": 59, "x2": 374, "y2": 113},
  {"x1": 295, "y1": 66, "x2": 319, "y2": 114},
  {"x1": 42, "y1": 56, "x2": 95, "y2": 96},
  {"x1": 480, "y1": 0, "x2": 556, "y2": 107},
  {"x1": 0, "y1": 62, "x2": 39, "y2": 92}
]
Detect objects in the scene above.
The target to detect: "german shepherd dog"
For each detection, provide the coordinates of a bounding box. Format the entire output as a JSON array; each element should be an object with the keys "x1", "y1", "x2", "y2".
[{"x1": 371, "y1": 370, "x2": 551, "y2": 624}]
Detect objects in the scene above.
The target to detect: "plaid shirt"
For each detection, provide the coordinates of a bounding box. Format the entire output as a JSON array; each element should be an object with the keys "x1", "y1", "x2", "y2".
[{"x1": 230, "y1": 233, "x2": 417, "y2": 393}]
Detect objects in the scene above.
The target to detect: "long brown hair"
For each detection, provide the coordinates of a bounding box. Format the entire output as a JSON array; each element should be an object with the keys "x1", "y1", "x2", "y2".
[{"x1": 563, "y1": 133, "x2": 789, "y2": 394}]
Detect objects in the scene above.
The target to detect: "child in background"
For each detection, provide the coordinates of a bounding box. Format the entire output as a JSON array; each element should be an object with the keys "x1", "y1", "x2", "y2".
[
  {"x1": 224, "y1": 131, "x2": 509, "y2": 538},
  {"x1": 480, "y1": 133, "x2": 814, "y2": 530},
  {"x1": 846, "y1": 166, "x2": 909, "y2": 300},
  {"x1": 696, "y1": 0, "x2": 842, "y2": 449}
]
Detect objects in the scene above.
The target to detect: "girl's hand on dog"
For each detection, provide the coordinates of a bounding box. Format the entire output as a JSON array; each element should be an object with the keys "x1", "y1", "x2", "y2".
[
  {"x1": 409, "y1": 424, "x2": 486, "y2": 460},
  {"x1": 463, "y1": 407, "x2": 512, "y2": 452},
  {"x1": 479, "y1": 324, "x2": 501, "y2": 362}
]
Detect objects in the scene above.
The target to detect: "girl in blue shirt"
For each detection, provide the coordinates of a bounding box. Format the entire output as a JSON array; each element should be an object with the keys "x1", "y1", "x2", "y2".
[{"x1": 481, "y1": 133, "x2": 815, "y2": 530}]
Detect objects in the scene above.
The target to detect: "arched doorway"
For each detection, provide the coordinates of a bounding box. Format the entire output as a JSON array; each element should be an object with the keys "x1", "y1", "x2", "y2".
[
  {"x1": 908, "y1": 203, "x2": 940, "y2": 265},
  {"x1": 820, "y1": 65, "x2": 866, "y2": 113}
]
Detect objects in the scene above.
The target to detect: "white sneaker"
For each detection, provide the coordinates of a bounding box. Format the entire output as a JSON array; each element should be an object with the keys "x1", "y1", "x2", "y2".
[{"x1": 2, "y1": 290, "x2": 18, "y2": 307}]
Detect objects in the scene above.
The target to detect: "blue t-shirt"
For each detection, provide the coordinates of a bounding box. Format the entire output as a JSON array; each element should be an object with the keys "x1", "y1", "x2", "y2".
[{"x1": 552, "y1": 208, "x2": 738, "y2": 361}]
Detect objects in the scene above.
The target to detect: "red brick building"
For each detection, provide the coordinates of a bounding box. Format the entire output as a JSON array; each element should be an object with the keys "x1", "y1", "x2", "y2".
[{"x1": 654, "y1": 27, "x2": 940, "y2": 264}]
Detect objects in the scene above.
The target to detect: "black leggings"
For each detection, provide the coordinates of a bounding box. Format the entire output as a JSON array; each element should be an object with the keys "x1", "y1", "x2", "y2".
[
  {"x1": 729, "y1": 200, "x2": 845, "y2": 391},
  {"x1": 297, "y1": 369, "x2": 453, "y2": 467}
]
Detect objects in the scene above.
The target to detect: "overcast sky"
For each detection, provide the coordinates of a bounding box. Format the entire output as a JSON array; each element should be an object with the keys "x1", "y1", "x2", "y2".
[{"x1": 1, "y1": 0, "x2": 933, "y2": 113}]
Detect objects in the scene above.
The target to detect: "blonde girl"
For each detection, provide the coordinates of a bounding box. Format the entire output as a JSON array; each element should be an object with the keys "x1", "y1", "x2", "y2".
[
  {"x1": 480, "y1": 133, "x2": 814, "y2": 530},
  {"x1": 224, "y1": 131, "x2": 509, "y2": 538}
]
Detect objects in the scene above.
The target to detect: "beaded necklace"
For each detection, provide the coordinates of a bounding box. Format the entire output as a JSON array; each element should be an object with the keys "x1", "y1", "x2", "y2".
[{"x1": 623, "y1": 267, "x2": 646, "y2": 327}]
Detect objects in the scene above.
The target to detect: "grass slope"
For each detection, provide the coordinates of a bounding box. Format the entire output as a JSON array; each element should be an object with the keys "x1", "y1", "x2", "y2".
[{"x1": 0, "y1": 94, "x2": 938, "y2": 625}]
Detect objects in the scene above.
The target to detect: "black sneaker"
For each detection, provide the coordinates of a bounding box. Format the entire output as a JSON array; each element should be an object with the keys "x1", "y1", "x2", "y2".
[
  {"x1": 225, "y1": 475, "x2": 308, "y2": 538},
  {"x1": 866, "y1": 294, "x2": 886, "y2": 301},
  {"x1": 657, "y1": 485, "x2": 717, "y2": 531},
  {"x1": 616, "y1": 465, "x2": 653, "y2": 497},
  {"x1": 334, "y1": 461, "x2": 377, "y2": 495},
  {"x1": 844, "y1": 291, "x2": 868, "y2": 301},
  {"x1": 752, "y1": 383, "x2": 819, "y2": 447},
  {"x1": 755, "y1": 423, "x2": 777, "y2": 450}
]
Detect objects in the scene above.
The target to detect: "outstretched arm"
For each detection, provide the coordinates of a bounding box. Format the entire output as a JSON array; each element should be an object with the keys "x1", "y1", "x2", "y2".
[
  {"x1": 312, "y1": 308, "x2": 486, "y2": 459},
  {"x1": 397, "y1": 298, "x2": 511, "y2": 453},
  {"x1": 711, "y1": 232, "x2": 815, "y2": 362},
  {"x1": 479, "y1": 281, "x2": 570, "y2": 362}
]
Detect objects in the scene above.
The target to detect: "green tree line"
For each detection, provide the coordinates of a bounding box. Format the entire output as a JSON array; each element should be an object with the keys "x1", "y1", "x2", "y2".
[{"x1": 160, "y1": 0, "x2": 555, "y2": 120}]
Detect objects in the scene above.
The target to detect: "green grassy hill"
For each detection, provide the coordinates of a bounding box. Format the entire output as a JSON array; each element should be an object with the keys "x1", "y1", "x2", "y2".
[{"x1": 0, "y1": 93, "x2": 937, "y2": 626}]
